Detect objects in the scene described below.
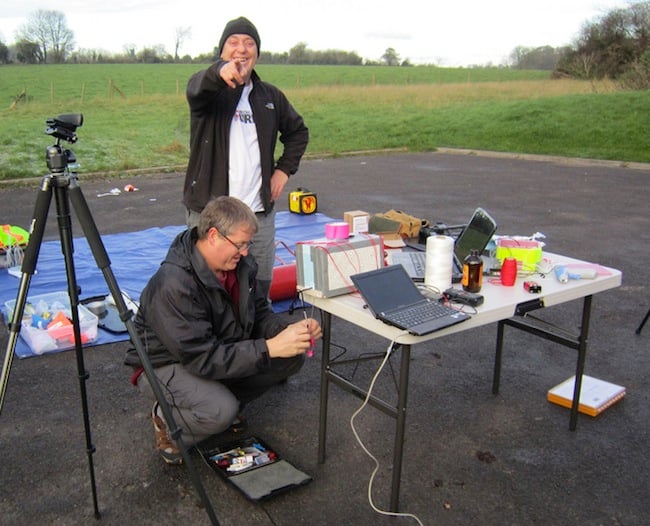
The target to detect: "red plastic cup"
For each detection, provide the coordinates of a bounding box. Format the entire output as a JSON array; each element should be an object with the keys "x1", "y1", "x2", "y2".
[{"x1": 500, "y1": 257, "x2": 517, "y2": 286}]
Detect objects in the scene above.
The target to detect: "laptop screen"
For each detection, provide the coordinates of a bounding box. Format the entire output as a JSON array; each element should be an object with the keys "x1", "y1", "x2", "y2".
[
  {"x1": 352, "y1": 265, "x2": 424, "y2": 314},
  {"x1": 454, "y1": 207, "x2": 497, "y2": 262}
]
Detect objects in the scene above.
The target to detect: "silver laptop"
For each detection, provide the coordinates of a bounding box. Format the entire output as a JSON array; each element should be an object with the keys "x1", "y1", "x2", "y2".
[
  {"x1": 350, "y1": 265, "x2": 470, "y2": 336},
  {"x1": 390, "y1": 207, "x2": 497, "y2": 282}
]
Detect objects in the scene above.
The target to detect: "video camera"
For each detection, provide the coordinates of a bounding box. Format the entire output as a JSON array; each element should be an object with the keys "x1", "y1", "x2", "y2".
[
  {"x1": 45, "y1": 113, "x2": 83, "y2": 144},
  {"x1": 45, "y1": 114, "x2": 83, "y2": 173}
]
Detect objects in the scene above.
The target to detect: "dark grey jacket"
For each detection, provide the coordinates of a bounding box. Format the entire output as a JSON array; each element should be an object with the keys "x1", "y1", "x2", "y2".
[
  {"x1": 182, "y1": 62, "x2": 309, "y2": 214},
  {"x1": 124, "y1": 228, "x2": 287, "y2": 380}
]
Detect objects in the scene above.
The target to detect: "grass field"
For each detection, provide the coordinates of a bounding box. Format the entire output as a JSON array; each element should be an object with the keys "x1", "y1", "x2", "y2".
[
  {"x1": 0, "y1": 64, "x2": 647, "y2": 180},
  {"x1": 1, "y1": 64, "x2": 552, "y2": 100}
]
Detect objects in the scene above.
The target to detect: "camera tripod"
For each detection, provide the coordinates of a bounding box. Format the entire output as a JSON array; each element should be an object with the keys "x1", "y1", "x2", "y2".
[{"x1": 0, "y1": 115, "x2": 219, "y2": 524}]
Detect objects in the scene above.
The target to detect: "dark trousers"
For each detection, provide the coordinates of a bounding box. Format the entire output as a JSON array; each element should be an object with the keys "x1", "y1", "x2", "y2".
[{"x1": 138, "y1": 354, "x2": 304, "y2": 446}]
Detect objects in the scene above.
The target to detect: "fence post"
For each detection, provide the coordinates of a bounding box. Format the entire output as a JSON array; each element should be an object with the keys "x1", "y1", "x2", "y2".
[{"x1": 9, "y1": 88, "x2": 26, "y2": 110}]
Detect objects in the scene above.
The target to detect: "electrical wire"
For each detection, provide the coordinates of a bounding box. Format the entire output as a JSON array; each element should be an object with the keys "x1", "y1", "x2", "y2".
[{"x1": 349, "y1": 333, "x2": 424, "y2": 526}]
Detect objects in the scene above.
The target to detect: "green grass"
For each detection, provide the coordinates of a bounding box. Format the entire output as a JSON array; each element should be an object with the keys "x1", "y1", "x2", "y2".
[
  {"x1": 416, "y1": 92, "x2": 649, "y2": 160},
  {"x1": 0, "y1": 64, "x2": 647, "y2": 180},
  {"x1": 1, "y1": 64, "x2": 551, "y2": 102},
  {"x1": 294, "y1": 84, "x2": 649, "y2": 162}
]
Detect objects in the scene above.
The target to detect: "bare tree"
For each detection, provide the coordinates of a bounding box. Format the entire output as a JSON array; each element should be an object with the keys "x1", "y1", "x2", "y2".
[
  {"x1": 174, "y1": 26, "x2": 192, "y2": 62},
  {"x1": 137, "y1": 45, "x2": 171, "y2": 64},
  {"x1": 510, "y1": 45, "x2": 564, "y2": 70},
  {"x1": 122, "y1": 43, "x2": 138, "y2": 63},
  {"x1": 288, "y1": 42, "x2": 309, "y2": 64},
  {"x1": 381, "y1": 47, "x2": 400, "y2": 66},
  {"x1": 15, "y1": 9, "x2": 74, "y2": 63}
]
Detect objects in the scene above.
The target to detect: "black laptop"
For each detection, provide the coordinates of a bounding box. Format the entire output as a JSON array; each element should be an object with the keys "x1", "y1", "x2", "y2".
[
  {"x1": 350, "y1": 264, "x2": 470, "y2": 336},
  {"x1": 390, "y1": 207, "x2": 497, "y2": 282}
]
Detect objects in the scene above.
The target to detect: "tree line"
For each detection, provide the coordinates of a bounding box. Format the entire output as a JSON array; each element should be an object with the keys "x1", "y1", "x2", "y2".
[
  {"x1": 506, "y1": 1, "x2": 649, "y2": 88},
  {"x1": 1, "y1": 2, "x2": 648, "y2": 87},
  {"x1": 554, "y1": 0, "x2": 650, "y2": 89},
  {"x1": 0, "y1": 10, "x2": 410, "y2": 67}
]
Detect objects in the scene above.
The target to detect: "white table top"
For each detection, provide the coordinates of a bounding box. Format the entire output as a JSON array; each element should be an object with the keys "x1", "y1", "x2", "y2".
[{"x1": 303, "y1": 252, "x2": 622, "y2": 346}]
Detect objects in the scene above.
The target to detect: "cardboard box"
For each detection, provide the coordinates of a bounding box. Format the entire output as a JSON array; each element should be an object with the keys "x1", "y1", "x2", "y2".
[
  {"x1": 296, "y1": 234, "x2": 384, "y2": 297},
  {"x1": 344, "y1": 210, "x2": 369, "y2": 234},
  {"x1": 5, "y1": 292, "x2": 99, "y2": 355}
]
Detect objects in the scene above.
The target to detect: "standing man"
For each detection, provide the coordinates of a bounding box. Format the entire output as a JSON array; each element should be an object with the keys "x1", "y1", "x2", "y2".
[{"x1": 183, "y1": 16, "x2": 309, "y2": 301}]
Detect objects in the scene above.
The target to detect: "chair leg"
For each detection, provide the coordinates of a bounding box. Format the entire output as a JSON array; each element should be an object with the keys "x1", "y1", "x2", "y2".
[{"x1": 636, "y1": 307, "x2": 650, "y2": 335}]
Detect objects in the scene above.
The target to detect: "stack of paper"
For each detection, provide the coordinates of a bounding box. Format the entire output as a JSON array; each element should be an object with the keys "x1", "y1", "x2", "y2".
[{"x1": 547, "y1": 375, "x2": 626, "y2": 417}]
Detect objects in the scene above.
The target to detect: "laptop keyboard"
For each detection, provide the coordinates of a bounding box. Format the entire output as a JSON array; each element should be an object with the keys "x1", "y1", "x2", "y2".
[
  {"x1": 410, "y1": 252, "x2": 426, "y2": 274},
  {"x1": 385, "y1": 301, "x2": 456, "y2": 327}
]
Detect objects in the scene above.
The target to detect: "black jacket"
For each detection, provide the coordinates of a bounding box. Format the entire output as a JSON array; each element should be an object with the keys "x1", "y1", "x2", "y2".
[
  {"x1": 124, "y1": 229, "x2": 287, "y2": 380},
  {"x1": 182, "y1": 62, "x2": 309, "y2": 214}
]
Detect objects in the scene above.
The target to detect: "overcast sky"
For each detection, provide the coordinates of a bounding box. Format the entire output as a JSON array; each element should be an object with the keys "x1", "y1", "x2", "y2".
[{"x1": 0, "y1": 0, "x2": 632, "y2": 66}]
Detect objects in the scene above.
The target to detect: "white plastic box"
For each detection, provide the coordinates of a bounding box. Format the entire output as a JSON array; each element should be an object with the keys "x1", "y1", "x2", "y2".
[
  {"x1": 5, "y1": 292, "x2": 99, "y2": 355},
  {"x1": 295, "y1": 234, "x2": 384, "y2": 298}
]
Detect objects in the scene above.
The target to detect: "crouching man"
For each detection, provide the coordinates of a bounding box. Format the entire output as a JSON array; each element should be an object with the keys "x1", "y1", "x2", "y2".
[{"x1": 125, "y1": 196, "x2": 321, "y2": 464}]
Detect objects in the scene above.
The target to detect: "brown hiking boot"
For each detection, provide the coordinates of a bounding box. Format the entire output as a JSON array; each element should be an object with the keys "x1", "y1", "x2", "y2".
[{"x1": 151, "y1": 403, "x2": 182, "y2": 465}]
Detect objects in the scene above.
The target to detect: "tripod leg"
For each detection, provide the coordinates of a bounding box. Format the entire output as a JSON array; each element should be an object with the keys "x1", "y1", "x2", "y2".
[
  {"x1": 0, "y1": 177, "x2": 53, "y2": 414},
  {"x1": 636, "y1": 307, "x2": 649, "y2": 335},
  {"x1": 67, "y1": 180, "x2": 220, "y2": 525},
  {"x1": 51, "y1": 180, "x2": 101, "y2": 519}
]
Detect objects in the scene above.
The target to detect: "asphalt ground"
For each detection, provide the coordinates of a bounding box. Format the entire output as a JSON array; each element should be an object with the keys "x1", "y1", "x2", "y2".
[{"x1": 0, "y1": 150, "x2": 648, "y2": 525}]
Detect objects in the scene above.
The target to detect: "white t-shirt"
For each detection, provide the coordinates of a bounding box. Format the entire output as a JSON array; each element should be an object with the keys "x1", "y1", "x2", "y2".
[{"x1": 228, "y1": 83, "x2": 263, "y2": 212}]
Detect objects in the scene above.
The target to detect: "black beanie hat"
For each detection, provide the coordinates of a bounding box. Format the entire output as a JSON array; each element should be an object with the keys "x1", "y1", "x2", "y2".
[{"x1": 219, "y1": 17, "x2": 261, "y2": 56}]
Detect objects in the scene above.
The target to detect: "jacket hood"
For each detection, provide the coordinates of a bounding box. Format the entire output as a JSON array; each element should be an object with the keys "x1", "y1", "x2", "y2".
[{"x1": 164, "y1": 228, "x2": 196, "y2": 268}]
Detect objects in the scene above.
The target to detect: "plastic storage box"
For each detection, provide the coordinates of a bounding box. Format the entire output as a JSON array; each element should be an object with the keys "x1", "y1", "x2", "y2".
[
  {"x1": 295, "y1": 234, "x2": 384, "y2": 298},
  {"x1": 5, "y1": 292, "x2": 99, "y2": 355}
]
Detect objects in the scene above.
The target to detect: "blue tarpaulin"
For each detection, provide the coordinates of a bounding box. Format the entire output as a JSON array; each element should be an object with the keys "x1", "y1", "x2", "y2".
[{"x1": 0, "y1": 212, "x2": 333, "y2": 358}]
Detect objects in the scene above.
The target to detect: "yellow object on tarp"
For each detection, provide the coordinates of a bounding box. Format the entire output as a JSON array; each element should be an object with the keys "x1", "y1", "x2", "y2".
[
  {"x1": 288, "y1": 188, "x2": 317, "y2": 214},
  {"x1": 0, "y1": 224, "x2": 30, "y2": 252}
]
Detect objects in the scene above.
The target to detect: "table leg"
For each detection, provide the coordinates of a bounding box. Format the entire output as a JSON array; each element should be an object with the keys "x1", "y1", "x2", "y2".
[
  {"x1": 315, "y1": 315, "x2": 410, "y2": 511},
  {"x1": 318, "y1": 311, "x2": 332, "y2": 464},
  {"x1": 569, "y1": 295, "x2": 592, "y2": 431},
  {"x1": 492, "y1": 320, "x2": 505, "y2": 394},
  {"x1": 491, "y1": 295, "x2": 594, "y2": 431},
  {"x1": 389, "y1": 343, "x2": 411, "y2": 512}
]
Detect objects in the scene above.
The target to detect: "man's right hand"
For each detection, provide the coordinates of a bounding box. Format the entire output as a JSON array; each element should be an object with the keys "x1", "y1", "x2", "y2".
[
  {"x1": 266, "y1": 320, "x2": 320, "y2": 358},
  {"x1": 219, "y1": 60, "x2": 246, "y2": 88}
]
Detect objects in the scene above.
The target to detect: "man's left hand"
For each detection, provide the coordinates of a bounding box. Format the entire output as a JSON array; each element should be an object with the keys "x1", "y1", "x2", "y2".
[{"x1": 270, "y1": 169, "x2": 289, "y2": 202}]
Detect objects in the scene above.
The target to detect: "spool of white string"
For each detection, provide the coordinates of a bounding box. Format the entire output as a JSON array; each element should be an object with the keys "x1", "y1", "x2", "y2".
[{"x1": 424, "y1": 235, "x2": 455, "y2": 292}]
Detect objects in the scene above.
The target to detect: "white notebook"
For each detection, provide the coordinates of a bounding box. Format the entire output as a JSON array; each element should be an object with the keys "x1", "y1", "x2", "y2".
[{"x1": 547, "y1": 375, "x2": 626, "y2": 417}]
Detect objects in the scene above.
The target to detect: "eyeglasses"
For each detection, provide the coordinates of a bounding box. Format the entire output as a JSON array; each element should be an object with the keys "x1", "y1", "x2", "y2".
[{"x1": 218, "y1": 230, "x2": 254, "y2": 253}]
